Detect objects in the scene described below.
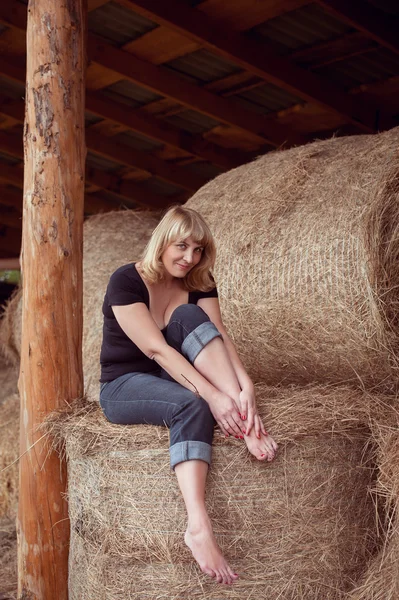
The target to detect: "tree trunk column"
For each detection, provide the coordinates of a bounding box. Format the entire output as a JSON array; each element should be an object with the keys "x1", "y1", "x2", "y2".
[{"x1": 18, "y1": 1, "x2": 86, "y2": 598}]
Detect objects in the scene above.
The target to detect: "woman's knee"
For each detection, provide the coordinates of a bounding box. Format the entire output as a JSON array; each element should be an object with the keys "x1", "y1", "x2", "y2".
[{"x1": 169, "y1": 303, "x2": 210, "y2": 329}]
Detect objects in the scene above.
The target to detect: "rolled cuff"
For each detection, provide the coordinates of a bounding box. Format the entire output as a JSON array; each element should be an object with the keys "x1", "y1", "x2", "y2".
[
  {"x1": 181, "y1": 321, "x2": 222, "y2": 363},
  {"x1": 170, "y1": 440, "x2": 212, "y2": 469}
]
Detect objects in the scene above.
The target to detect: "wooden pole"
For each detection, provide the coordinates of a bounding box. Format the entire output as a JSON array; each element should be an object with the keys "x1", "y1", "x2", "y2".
[{"x1": 17, "y1": 1, "x2": 86, "y2": 598}]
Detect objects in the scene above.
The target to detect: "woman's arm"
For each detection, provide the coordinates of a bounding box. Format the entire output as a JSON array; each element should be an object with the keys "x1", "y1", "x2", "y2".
[
  {"x1": 112, "y1": 302, "x2": 244, "y2": 437},
  {"x1": 197, "y1": 297, "x2": 267, "y2": 438}
]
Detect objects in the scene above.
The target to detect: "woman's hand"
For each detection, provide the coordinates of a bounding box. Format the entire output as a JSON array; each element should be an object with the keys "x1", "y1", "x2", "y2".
[
  {"x1": 209, "y1": 392, "x2": 244, "y2": 438},
  {"x1": 239, "y1": 388, "x2": 268, "y2": 438}
]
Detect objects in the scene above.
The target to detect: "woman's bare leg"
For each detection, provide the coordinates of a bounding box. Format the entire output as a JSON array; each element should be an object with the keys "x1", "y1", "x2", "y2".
[
  {"x1": 174, "y1": 459, "x2": 238, "y2": 584},
  {"x1": 194, "y1": 337, "x2": 277, "y2": 460}
]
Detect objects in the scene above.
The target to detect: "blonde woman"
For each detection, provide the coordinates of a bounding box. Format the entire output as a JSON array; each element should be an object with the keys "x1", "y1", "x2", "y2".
[{"x1": 99, "y1": 205, "x2": 277, "y2": 585}]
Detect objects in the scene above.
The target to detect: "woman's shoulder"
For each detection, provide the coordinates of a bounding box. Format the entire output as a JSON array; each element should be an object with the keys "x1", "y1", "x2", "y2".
[{"x1": 108, "y1": 263, "x2": 146, "y2": 289}]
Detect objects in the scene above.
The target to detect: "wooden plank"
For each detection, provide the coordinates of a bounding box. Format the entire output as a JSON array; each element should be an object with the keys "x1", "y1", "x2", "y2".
[
  {"x1": 0, "y1": 208, "x2": 21, "y2": 230},
  {"x1": 88, "y1": 35, "x2": 306, "y2": 146},
  {"x1": 0, "y1": 164, "x2": 23, "y2": 187},
  {"x1": 0, "y1": 231, "x2": 21, "y2": 256},
  {"x1": 317, "y1": 0, "x2": 399, "y2": 56},
  {"x1": 88, "y1": 0, "x2": 110, "y2": 10},
  {"x1": 123, "y1": 25, "x2": 200, "y2": 63},
  {"x1": 197, "y1": 0, "x2": 312, "y2": 31},
  {"x1": 18, "y1": 1, "x2": 85, "y2": 597},
  {"x1": 125, "y1": 0, "x2": 381, "y2": 132}
]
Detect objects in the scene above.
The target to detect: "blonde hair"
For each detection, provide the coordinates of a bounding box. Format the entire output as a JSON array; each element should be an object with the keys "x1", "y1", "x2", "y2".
[{"x1": 139, "y1": 205, "x2": 216, "y2": 291}]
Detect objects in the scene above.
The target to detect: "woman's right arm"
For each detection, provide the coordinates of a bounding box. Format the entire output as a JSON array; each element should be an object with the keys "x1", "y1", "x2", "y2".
[{"x1": 112, "y1": 302, "x2": 244, "y2": 437}]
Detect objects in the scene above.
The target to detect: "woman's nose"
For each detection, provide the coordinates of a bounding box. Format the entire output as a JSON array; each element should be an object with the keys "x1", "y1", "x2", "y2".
[{"x1": 183, "y1": 250, "x2": 193, "y2": 263}]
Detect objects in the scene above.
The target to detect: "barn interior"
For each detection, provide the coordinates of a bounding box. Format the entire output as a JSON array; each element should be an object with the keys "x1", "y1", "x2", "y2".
[{"x1": 0, "y1": 0, "x2": 399, "y2": 261}]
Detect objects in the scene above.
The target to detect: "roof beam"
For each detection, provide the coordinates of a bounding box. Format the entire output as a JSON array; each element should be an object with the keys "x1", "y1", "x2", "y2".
[
  {"x1": 317, "y1": 0, "x2": 399, "y2": 56},
  {"x1": 0, "y1": 129, "x2": 179, "y2": 212},
  {"x1": 0, "y1": 185, "x2": 22, "y2": 212},
  {"x1": 0, "y1": 95, "x2": 203, "y2": 193},
  {"x1": 0, "y1": 4, "x2": 305, "y2": 148},
  {"x1": 124, "y1": 0, "x2": 382, "y2": 132},
  {"x1": 88, "y1": 35, "x2": 305, "y2": 146},
  {"x1": 0, "y1": 231, "x2": 21, "y2": 256}
]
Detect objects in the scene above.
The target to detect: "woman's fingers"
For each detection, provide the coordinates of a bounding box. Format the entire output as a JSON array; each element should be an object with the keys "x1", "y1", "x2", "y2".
[{"x1": 245, "y1": 408, "x2": 255, "y2": 436}]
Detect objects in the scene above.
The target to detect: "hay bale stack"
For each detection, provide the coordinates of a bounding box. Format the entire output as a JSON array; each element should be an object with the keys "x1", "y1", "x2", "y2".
[
  {"x1": 0, "y1": 288, "x2": 22, "y2": 367},
  {"x1": 46, "y1": 385, "x2": 395, "y2": 600},
  {"x1": 187, "y1": 127, "x2": 399, "y2": 389},
  {"x1": 0, "y1": 394, "x2": 19, "y2": 520}
]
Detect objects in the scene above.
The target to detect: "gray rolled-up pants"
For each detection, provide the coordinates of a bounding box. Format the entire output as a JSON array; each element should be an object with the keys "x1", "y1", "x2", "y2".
[{"x1": 99, "y1": 304, "x2": 222, "y2": 469}]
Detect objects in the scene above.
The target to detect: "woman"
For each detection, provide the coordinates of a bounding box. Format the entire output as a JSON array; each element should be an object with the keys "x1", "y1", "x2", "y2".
[{"x1": 99, "y1": 205, "x2": 278, "y2": 585}]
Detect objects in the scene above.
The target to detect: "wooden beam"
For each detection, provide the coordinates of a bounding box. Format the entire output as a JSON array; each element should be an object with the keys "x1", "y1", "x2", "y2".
[
  {"x1": 0, "y1": 98, "x2": 197, "y2": 198},
  {"x1": 0, "y1": 3, "x2": 305, "y2": 147},
  {"x1": 0, "y1": 232, "x2": 21, "y2": 256},
  {"x1": 18, "y1": 1, "x2": 85, "y2": 597},
  {"x1": 317, "y1": 0, "x2": 399, "y2": 56},
  {"x1": 88, "y1": 35, "x2": 305, "y2": 146},
  {"x1": 86, "y1": 129, "x2": 206, "y2": 191},
  {"x1": 0, "y1": 164, "x2": 23, "y2": 188},
  {"x1": 0, "y1": 208, "x2": 22, "y2": 230},
  {"x1": 125, "y1": 0, "x2": 382, "y2": 132}
]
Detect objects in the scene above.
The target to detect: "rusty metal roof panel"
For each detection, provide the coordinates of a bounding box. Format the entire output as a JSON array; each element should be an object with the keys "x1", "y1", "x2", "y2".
[
  {"x1": 251, "y1": 4, "x2": 353, "y2": 55},
  {"x1": 163, "y1": 49, "x2": 242, "y2": 84},
  {"x1": 88, "y1": 1, "x2": 158, "y2": 47},
  {"x1": 163, "y1": 110, "x2": 220, "y2": 134},
  {"x1": 140, "y1": 176, "x2": 184, "y2": 197},
  {"x1": 114, "y1": 130, "x2": 163, "y2": 152},
  {"x1": 86, "y1": 151, "x2": 123, "y2": 173},
  {"x1": 316, "y1": 47, "x2": 399, "y2": 89},
  {"x1": 85, "y1": 111, "x2": 102, "y2": 126},
  {"x1": 101, "y1": 80, "x2": 162, "y2": 108},
  {"x1": 0, "y1": 152, "x2": 20, "y2": 166},
  {"x1": 233, "y1": 82, "x2": 303, "y2": 114},
  {"x1": 183, "y1": 161, "x2": 223, "y2": 180},
  {"x1": 0, "y1": 76, "x2": 25, "y2": 100}
]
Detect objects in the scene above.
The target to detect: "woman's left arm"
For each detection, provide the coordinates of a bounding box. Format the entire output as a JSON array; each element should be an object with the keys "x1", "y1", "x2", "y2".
[{"x1": 197, "y1": 297, "x2": 267, "y2": 438}]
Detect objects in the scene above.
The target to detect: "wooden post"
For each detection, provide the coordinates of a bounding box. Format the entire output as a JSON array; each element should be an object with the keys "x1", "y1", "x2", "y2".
[{"x1": 17, "y1": 1, "x2": 86, "y2": 598}]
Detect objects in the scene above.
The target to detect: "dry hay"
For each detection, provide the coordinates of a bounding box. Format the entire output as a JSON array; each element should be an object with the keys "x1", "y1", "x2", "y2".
[
  {"x1": 0, "y1": 394, "x2": 19, "y2": 520},
  {"x1": 0, "y1": 287, "x2": 22, "y2": 368},
  {"x1": 0, "y1": 517, "x2": 17, "y2": 599},
  {"x1": 0, "y1": 209, "x2": 159, "y2": 398},
  {"x1": 187, "y1": 127, "x2": 399, "y2": 389},
  {"x1": 45, "y1": 384, "x2": 399, "y2": 599}
]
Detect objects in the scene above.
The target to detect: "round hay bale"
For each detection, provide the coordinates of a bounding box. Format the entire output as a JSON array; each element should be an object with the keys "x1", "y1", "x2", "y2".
[
  {"x1": 0, "y1": 517, "x2": 17, "y2": 599},
  {"x1": 0, "y1": 287, "x2": 22, "y2": 367},
  {"x1": 82, "y1": 210, "x2": 159, "y2": 397},
  {"x1": 0, "y1": 394, "x2": 19, "y2": 520},
  {"x1": 46, "y1": 385, "x2": 395, "y2": 600},
  {"x1": 187, "y1": 127, "x2": 399, "y2": 389}
]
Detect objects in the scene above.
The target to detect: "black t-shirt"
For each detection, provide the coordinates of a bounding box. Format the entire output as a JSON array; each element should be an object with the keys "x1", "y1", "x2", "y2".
[{"x1": 100, "y1": 263, "x2": 218, "y2": 382}]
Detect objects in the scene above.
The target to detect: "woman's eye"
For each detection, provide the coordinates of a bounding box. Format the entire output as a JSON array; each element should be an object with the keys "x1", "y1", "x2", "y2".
[
  {"x1": 177, "y1": 244, "x2": 186, "y2": 249},
  {"x1": 195, "y1": 247, "x2": 203, "y2": 253}
]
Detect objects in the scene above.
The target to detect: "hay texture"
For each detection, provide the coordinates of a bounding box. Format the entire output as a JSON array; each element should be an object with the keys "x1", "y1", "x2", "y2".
[
  {"x1": 0, "y1": 394, "x2": 19, "y2": 520},
  {"x1": 46, "y1": 384, "x2": 399, "y2": 600},
  {"x1": 187, "y1": 127, "x2": 399, "y2": 389},
  {"x1": 0, "y1": 517, "x2": 17, "y2": 599}
]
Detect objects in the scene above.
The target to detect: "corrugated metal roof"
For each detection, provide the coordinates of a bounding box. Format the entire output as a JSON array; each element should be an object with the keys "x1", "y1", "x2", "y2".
[
  {"x1": 101, "y1": 80, "x2": 162, "y2": 108},
  {"x1": 0, "y1": 152, "x2": 20, "y2": 166},
  {"x1": 88, "y1": 1, "x2": 158, "y2": 48},
  {"x1": 163, "y1": 110, "x2": 220, "y2": 134},
  {"x1": 316, "y1": 47, "x2": 399, "y2": 90},
  {"x1": 86, "y1": 151, "x2": 124, "y2": 173},
  {"x1": 183, "y1": 161, "x2": 223, "y2": 180},
  {"x1": 113, "y1": 130, "x2": 163, "y2": 152},
  {"x1": 85, "y1": 111, "x2": 102, "y2": 126},
  {"x1": 164, "y1": 49, "x2": 242, "y2": 84},
  {"x1": 250, "y1": 4, "x2": 353, "y2": 55},
  {"x1": 0, "y1": 76, "x2": 25, "y2": 100},
  {"x1": 367, "y1": 0, "x2": 399, "y2": 17},
  {"x1": 140, "y1": 176, "x2": 184, "y2": 197},
  {"x1": 233, "y1": 82, "x2": 303, "y2": 114}
]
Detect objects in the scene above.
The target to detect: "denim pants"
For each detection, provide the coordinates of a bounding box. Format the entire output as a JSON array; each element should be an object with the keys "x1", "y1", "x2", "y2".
[{"x1": 99, "y1": 304, "x2": 222, "y2": 469}]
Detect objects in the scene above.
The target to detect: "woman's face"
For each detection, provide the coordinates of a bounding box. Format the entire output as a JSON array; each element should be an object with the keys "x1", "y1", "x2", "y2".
[{"x1": 161, "y1": 236, "x2": 204, "y2": 278}]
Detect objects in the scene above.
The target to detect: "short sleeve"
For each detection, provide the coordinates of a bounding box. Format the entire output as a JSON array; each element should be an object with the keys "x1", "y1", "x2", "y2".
[{"x1": 107, "y1": 269, "x2": 145, "y2": 307}]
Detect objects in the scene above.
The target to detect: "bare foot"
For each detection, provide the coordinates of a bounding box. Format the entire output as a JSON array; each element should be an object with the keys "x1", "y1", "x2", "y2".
[
  {"x1": 244, "y1": 429, "x2": 278, "y2": 461},
  {"x1": 184, "y1": 519, "x2": 238, "y2": 584}
]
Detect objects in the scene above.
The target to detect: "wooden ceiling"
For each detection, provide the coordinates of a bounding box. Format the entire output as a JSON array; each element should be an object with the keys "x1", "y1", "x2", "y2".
[{"x1": 0, "y1": 0, "x2": 399, "y2": 257}]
